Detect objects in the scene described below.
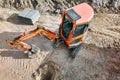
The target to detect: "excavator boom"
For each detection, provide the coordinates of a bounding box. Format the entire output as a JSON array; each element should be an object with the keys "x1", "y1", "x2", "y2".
[{"x1": 7, "y1": 26, "x2": 58, "y2": 52}]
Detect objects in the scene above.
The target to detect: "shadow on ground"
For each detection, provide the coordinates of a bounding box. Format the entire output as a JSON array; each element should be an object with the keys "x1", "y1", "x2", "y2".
[
  {"x1": 0, "y1": 50, "x2": 28, "y2": 59},
  {"x1": 0, "y1": 31, "x2": 54, "y2": 59},
  {"x1": 7, "y1": 13, "x2": 33, "y2": 25},
  {"x1": 0, "y1": 31, "x2": 28, "y2": 59}
]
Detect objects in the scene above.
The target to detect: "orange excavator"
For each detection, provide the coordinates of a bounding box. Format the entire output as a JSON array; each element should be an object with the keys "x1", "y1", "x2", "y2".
[{"x1": 7, "y1": 3, "x2": 94, "y2": 58}]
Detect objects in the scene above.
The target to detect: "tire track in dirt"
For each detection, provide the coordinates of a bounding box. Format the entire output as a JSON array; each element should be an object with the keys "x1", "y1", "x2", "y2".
[{"x1": 88, "y1": 13, "x2": 120, "y2": 48}]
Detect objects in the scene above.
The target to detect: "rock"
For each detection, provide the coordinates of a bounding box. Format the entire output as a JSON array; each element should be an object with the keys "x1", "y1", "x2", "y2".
[
  {"x1": 0, "y1": 0, "x2": 120, "y2": 14},
  {"x1": 0, "y1": 0, "x2": 120, "y2": 13},
  {"x1": 0, "y1": 12, "x2": 10, "y2": 21}
]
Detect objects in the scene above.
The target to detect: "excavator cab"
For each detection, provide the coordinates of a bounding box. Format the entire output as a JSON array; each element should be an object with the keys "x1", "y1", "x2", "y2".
[{"x1": 59, "y1": 3, "x2": 94, "y2": 57}]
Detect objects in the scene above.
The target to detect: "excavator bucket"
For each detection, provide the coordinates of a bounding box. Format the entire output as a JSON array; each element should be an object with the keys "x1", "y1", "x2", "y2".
[
  {"x1": 24, "y1": 44, "x2": 40, "y2": 58},
  {"x1": 18, "y1": 8, "x2": 40, "y2": 24}
]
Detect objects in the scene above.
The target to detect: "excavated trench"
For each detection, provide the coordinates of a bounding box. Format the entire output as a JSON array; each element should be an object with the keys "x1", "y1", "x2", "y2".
[{"x1": 33, "y1": 61, "x2": 59, "y2": 80}]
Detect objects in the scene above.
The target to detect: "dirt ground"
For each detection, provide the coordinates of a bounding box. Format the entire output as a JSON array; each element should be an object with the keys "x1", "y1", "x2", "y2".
[{"x1": 0, "y1": 8, "x2": 120, "y2": 80}]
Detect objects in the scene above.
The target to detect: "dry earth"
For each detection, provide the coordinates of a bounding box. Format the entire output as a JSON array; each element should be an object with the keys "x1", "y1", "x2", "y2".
[
  {"x1": 0, "y1": 7, "x2": 120, "y2": 80},
  {"x1": 0, "y1": 0, "x2": 120, "y2": 14}
]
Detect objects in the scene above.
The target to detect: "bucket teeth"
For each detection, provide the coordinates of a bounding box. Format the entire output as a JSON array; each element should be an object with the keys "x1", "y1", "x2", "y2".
[
  {"x1": 24, "y1": 44, "x2": 40, "y2": 58},
  {"x1": 31, "y1": 44, "x2": 40, "y2": 53}
]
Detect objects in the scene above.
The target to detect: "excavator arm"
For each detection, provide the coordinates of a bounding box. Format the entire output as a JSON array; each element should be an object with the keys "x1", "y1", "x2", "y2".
[{"x1": 7, "y1": 26, "x2": 58, "y2": 56}]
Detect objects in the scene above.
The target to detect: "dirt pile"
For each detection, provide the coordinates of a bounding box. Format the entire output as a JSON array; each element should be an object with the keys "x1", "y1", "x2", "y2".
[{"x1": 0, "y1": 0, "x2": 120, "y2": 14}]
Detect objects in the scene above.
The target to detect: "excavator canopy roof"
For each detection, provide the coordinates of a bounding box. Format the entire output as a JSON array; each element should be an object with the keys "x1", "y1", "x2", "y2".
[{"x1": 66, "y1": 3, "x2": 94, "y2": 25}]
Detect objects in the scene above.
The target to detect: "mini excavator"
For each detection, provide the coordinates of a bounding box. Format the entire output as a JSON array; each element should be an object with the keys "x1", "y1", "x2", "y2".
[{"x1": 7, "y1": 3, "x2": 94, "y2": 58}]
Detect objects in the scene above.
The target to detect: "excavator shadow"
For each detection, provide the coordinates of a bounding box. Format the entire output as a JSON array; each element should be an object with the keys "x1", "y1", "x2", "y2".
[
  {"x1": 0, "y1": 31, "x2": 54, "y2": 59},
  {"x1": 0, "y1": 31, "x2": 28, "y2": 59},
  {"x1": 7, "y1": 13, "x2": 31, "y2": 25}
]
